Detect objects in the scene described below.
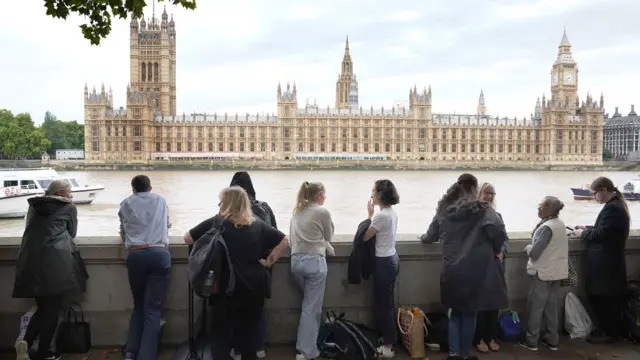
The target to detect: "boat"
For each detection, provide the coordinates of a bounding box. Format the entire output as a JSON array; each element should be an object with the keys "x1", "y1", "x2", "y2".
[
  {"x1": 0, "y1": 186, "x2": 44, "y2": 218},
  {"x1": 570, "y1": 180, "x2": 640, "y2": 201},
  {"x1": 0, "y1": 168, "x2": 105, "y2": 205}
]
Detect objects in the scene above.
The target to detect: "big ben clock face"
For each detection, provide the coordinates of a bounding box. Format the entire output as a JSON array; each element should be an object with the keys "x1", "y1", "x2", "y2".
[
  {"x1": 565, "y1": 72, "x2": 574, "y2": 83},
  {"x1": 552, "y1": 73, "x2": 558, "y2": 85}
]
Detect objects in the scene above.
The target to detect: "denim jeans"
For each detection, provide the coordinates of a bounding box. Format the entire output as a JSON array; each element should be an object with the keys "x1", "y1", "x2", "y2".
[
  {"x1": 291, "y1": 253, "x2": 328, "y2": 359},
  {"x1": 374, "y1": 254, "x2": 400, "y2": 345},
  {"x1": 125, "y1": 246, "x2": 171, "y2": 360},
  {"x1": 449, "y1": 309, "x2": 477, "y2": 357}
]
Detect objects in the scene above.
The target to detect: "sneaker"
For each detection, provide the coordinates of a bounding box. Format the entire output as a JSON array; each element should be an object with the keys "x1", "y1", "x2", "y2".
[
  {"x1": 123, "y1": 351, "x2": 136, "y2": 360},
  {"x1": 377, "y1": 345, "x2": 395, "y2": 358},
  {"x1": 517, "y1": 341, "x2": 538, "y2": 352},
  {"x1": 295, "y1": 354, "x2": 306, "y2": 360},
  {"x1": 15, "y1": 340, "x2": 29, "y2": 360},
  {"x1": 44, "y1": 353, "x2": 63, "y2": 360},
  {"x1": 540, "y1": 339, "x2": 558, "y2": 351},
  {"x1": 230, "y1": 349, "x2": 241, "y2": 360},
  {"x1": 257, "y1": 350, "x2": 266, "y2": 359}
]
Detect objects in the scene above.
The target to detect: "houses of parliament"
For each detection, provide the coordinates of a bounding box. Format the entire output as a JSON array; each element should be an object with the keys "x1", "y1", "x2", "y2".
[{"x1": 83, "y1": 9, "x2": 604, "y2": 165}]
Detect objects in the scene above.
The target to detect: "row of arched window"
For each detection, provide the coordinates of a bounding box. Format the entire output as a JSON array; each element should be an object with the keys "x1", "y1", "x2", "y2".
[{"x1": 141, "y1": 62, "x2": 159, "y2": 82}]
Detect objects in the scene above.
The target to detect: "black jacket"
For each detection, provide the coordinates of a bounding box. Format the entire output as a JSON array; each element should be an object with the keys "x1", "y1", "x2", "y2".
[
  {"x1": 581, "y1": 197, "x2": 630, "y2": 297},
  {"x1": 348, "y1": 219, "x2": 376, "y2": 284},
  {"x1": 438, "y1": 197, "x2": 508, "y2": 311},
  {"x1": 229, "y1": 171, "x2": 277, "y2": 228},
  {"x1": 13, "y1": 195, "x2": 84, "y2": 298}
]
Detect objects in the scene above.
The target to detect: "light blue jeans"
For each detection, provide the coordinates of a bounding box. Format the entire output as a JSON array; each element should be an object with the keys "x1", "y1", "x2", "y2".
[{"x1": 291, "y1": 253, "x2": 328, "y2": 359}]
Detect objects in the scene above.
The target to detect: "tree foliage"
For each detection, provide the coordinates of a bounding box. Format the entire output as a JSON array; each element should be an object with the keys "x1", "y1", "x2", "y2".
[
  {"x1": 42, "y1": 111, "x2": 85, "y2": 151},
  {"x1": 0, "y1": 110, "x2": 51, "y2": 159},
  {"x1": 43, "y1": 0, "x2": 197, "y2": 45},
  {"x1": 603, "y1": 148, "x2": 613, "y2": 160}
]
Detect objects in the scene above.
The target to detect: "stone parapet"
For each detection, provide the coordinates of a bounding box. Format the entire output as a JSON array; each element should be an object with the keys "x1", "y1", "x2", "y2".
[{"x1": 1, "y1": 231, "x2": 640, "y2": 349}]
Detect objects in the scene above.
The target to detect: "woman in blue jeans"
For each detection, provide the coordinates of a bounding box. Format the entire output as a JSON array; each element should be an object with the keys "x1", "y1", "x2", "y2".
[
  {"x1": 422, "y1": 174, "x2": 508, "y2": 360},
  {"x1": 289, "y1": 181, "x2": 335, "y2": 360},
  {"x1": 362, "y1": 179, "x2": 400, "y2": 358}
]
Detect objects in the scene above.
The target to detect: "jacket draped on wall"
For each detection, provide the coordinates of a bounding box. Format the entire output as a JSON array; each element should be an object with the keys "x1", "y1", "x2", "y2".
[{"x1": 348, "y1": 219, "x2": 376, "y2": 285}]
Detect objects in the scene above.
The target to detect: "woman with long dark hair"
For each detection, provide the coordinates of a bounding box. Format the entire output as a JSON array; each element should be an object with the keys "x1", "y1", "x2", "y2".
[
  {"x1": 421, "y1": 173, "x2": 508, "y2": 360},
  {"x1": 573, "y1": 176, "x2": 630, "y2": 344},
  {"x1": 362, "y1": 180, "x2": 400, "y2": 358}
]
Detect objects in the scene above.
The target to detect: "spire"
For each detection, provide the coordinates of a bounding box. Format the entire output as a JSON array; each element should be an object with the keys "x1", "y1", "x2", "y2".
[
  {"x1": 559, "y1": 27, "x2": 571, "y2": 47},
  {"x1": 479, "y1": 90, "x2": 485, "y2": 105},
  {"x1": 345, "y1": 35, "x2": 349, "y2": 52}
]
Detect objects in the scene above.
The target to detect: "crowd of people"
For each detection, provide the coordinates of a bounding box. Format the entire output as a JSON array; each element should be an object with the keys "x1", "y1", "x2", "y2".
[{"x1": 11, "y1": 172, "x2": 631, "y2": 360}]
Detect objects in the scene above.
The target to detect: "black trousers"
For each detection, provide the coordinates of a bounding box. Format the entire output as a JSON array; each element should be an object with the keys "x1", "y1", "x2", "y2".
[
  {"x1": 474, "y1": 310, "x2": 499, "y2": 344},
  {"x1": 210, "y1": 292, "x2": 265, "y2": 360},
  {"x1": 589, "y1": 295, "x2": 622, "y2": 338},
  {"x1": 24, "y1": 295, "x2": 63, "y2": 359}
]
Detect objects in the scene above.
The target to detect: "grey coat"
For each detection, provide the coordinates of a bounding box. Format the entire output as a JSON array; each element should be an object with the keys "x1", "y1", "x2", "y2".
[
  {"x1": 431, "y1": 197, "x2": 509, "y2": 311},
  {"x1": 12, "y1": 195, "x2": 82, "y2": 298}
]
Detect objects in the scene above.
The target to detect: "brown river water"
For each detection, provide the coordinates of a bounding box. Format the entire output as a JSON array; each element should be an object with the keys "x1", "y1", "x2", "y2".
[{"x1": 0, "y1": 170, "x2": 635, "y2": 239}]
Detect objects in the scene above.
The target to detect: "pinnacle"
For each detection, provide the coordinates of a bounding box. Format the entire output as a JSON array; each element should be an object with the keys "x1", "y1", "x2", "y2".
[{"x1": 559, "y1": 27, "x2": 571, "y2": 47}]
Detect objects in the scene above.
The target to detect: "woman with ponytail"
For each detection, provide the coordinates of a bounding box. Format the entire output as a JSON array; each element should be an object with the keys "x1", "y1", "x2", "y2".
[
  {"x1": 573, "y1": 176, "x2": 630, "y2": 344},
  {"x1": 289, "y1": 181, "x2": 335, "y2": 360}
]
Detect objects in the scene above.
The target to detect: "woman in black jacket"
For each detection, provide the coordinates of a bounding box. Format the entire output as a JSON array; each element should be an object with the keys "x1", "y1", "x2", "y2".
[
  {"x1": 421, "y1": 174, "x2": 508, "y2": 360},
  {"x1": 574, "y1": 176, "x2": 630, "y2": 344},
  {"x1": 13, "y1": 180, "x2": 81, "y2": 360}
]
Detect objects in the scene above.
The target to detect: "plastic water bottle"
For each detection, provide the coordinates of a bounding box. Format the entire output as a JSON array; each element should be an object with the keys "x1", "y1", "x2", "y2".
[{"x1": 202, "y1": 270, "x2": 214, "y2": 297}]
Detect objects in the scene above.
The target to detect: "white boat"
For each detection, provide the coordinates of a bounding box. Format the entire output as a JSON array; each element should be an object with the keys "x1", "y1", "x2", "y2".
[
  {"x1": 0, "y1": 168, "x2": 105, "y2": 206},
  {"x1": 0, "y1": 186, "x2": 43, "y2": 218}
]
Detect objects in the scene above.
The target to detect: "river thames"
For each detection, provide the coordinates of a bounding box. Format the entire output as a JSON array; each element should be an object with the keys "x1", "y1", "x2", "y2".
[{"x1": 0, "y1": 170, "x2": 636, "y2": 238}]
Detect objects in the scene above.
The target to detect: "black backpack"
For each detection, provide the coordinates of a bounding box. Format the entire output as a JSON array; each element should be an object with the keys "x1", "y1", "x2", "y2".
[
  {"x1": 251, "y1": 200, "x2": 272, "y2": 226},
  {"x1": 318, "y1": 312, "x2": 379, "y2": 360},
  {"x1": 187, "y1": 216, "x2": 235, "y2": 298}
]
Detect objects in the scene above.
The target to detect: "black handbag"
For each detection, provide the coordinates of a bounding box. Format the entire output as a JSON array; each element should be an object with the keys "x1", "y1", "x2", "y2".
[{"x1": 56, "y1": 302, "x2": 92, "y2": 353}]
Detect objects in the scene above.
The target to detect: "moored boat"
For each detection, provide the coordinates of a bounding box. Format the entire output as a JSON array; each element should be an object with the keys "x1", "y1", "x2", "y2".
[{"x1": 570, "y1": 180, "x2": 640, "y2": 200}]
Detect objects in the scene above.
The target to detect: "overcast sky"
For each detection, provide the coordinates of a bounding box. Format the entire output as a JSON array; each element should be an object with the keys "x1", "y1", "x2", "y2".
[{"x1": 0, "y1": 0, "x2": 637, "y2": 124}]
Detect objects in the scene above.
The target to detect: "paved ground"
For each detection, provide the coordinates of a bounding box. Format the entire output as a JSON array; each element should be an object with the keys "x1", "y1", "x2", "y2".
[{"x1": 2, "y1": 339, "x2": 639, "y2": 360}]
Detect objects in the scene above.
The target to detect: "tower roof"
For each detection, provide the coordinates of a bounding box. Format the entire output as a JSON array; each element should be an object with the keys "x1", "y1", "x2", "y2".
[{"x1": 559, "y1": 27, "x2": 571, "y2": 47}]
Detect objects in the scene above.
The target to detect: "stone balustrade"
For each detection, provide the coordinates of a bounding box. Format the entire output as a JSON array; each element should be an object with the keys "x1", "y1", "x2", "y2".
[{"x1": 1, "y1": 231, "x2": 640, "y2": 350}]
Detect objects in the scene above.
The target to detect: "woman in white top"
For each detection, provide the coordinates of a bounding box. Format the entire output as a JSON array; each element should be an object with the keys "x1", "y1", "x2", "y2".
[
  {"x1": 362, "y1": 179, "x2": 400, "y2": 358},
  {"x1": 289, "y1": 181, "x2": 335, "y2": 360}
]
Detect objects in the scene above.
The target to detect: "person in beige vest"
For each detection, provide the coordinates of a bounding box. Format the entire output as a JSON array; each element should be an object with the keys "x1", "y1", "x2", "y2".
[{"x1": 518, "y1": 196, "x2": 568, "y2": 352}]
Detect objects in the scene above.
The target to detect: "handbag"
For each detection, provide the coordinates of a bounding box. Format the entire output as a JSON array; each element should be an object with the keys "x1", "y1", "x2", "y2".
[
  {"x1": 397, "y1": 305, "x2": 425, "y2": 358},
  {"x1": 561, "y1": 259, "x2": 579, "y2": 287},
  {"x1": 56, "y1": 302, "x2": 92, "y2": 353}
]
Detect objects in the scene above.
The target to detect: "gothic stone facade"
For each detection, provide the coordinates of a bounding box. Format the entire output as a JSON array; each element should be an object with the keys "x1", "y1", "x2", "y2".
[
  {"x1": 83, "y1": 16, "x2": 604, "y2": 165},
  {"x1": 603, "y1": 105, "x2": 640, "y2": 159}
]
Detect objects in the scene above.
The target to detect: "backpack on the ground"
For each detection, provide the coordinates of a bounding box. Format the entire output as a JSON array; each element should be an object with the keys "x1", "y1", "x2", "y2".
[
  {"x1": 318, "y1": 312, "x2": 379, "y2": 360},
  {"x1": 498, "y1": 311, "x2": 521, "y2": 342},
  {"x1": 423, "y1": 312, "x2": 449, "y2": 352},
  {"x1": 251, "y1": 200, "x2": 272, "y2": 226},
  {"x1": 622, "y1": 280, "x2": 640, "y2": 342},
  {"x1": 187, "y1": 216, "x2": 235, "y2": 298},
  {"x1": 564, "y1": 292, "x2": 593, "y2": 340}
]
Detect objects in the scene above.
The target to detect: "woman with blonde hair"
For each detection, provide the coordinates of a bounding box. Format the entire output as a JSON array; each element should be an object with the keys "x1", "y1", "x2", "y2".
[
  {"x1": 13, "y1": 180, "x2": 81, "y2": 360},
  {"x1": 574, "y1": 176, "x2": 630, "y2": 344},
  {"x1": 186, "y1": 186, "x2": 289, "y2": 360},
  {"x1": 290, "y1": 181, "x2": 334, "y2": 360},
  {"x1": 474, "y1": 182, "x2": 509, "y2": 354}
]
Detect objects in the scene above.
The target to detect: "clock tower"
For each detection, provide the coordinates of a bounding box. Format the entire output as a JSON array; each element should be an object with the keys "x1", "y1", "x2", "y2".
[{"x1": 550, "y1": 28, "x2": 578, "y2": 110}]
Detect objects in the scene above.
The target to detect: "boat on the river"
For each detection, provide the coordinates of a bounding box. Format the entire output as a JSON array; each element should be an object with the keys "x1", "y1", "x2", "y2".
[
  {"x1": 0, "y1": 186, "x2": 44, "y2": 218},
  {"x1": 0, "y1": 168, "x2": 105, "y2": 207},
  {"x1": 570, "y1": 180, "x2": 640, "y2": 200}
]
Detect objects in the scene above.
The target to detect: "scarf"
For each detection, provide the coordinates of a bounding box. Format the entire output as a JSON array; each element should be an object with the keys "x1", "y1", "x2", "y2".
[{"x1": 530, "y1": 215, "x2": 558, "y2": 241}]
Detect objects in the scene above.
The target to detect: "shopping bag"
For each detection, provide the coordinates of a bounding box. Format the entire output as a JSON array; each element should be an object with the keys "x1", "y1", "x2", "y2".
[
  {"x1": 397, "y1": 305, "x2": 425, "y2": 358},
  {"x1": 56, "y1": 302, "x2": 91, "y2": 353}
]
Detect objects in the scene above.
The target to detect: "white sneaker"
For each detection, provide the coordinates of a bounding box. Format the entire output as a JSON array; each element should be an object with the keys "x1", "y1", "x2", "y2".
[
  {"x1": 377, "y1": 346, "x2": 395, "y2": 358},
  {"x1": 257, "y1": 350, "x2": 266, "y2": 359},
  {"x1": 15, "y1": 340, "x2": 29, "y2": 360},
  {"x1": 232, "y1": 349, "x2": 267, "y2": 360},
  {"x1": 295, "y1": 354, "x2": 307, "y2": 360},
  {"x1": 230, "y1": 349, "x2": 241, "y2": 360}
]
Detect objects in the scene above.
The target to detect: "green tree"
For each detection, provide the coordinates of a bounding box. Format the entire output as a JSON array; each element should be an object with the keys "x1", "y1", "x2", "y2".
[
  {"x1": 43, "y1": 0, "x2": 197, "y2": 45},
  {"x1": 41, "y1": 111, "x2": 85, "y2": 151},
  {"x1": 603, "y1": 148, "x2": 614, "y2": 160},
  {"x1": 0, "y1": 110, "x2": 51, "y2": 159}
]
